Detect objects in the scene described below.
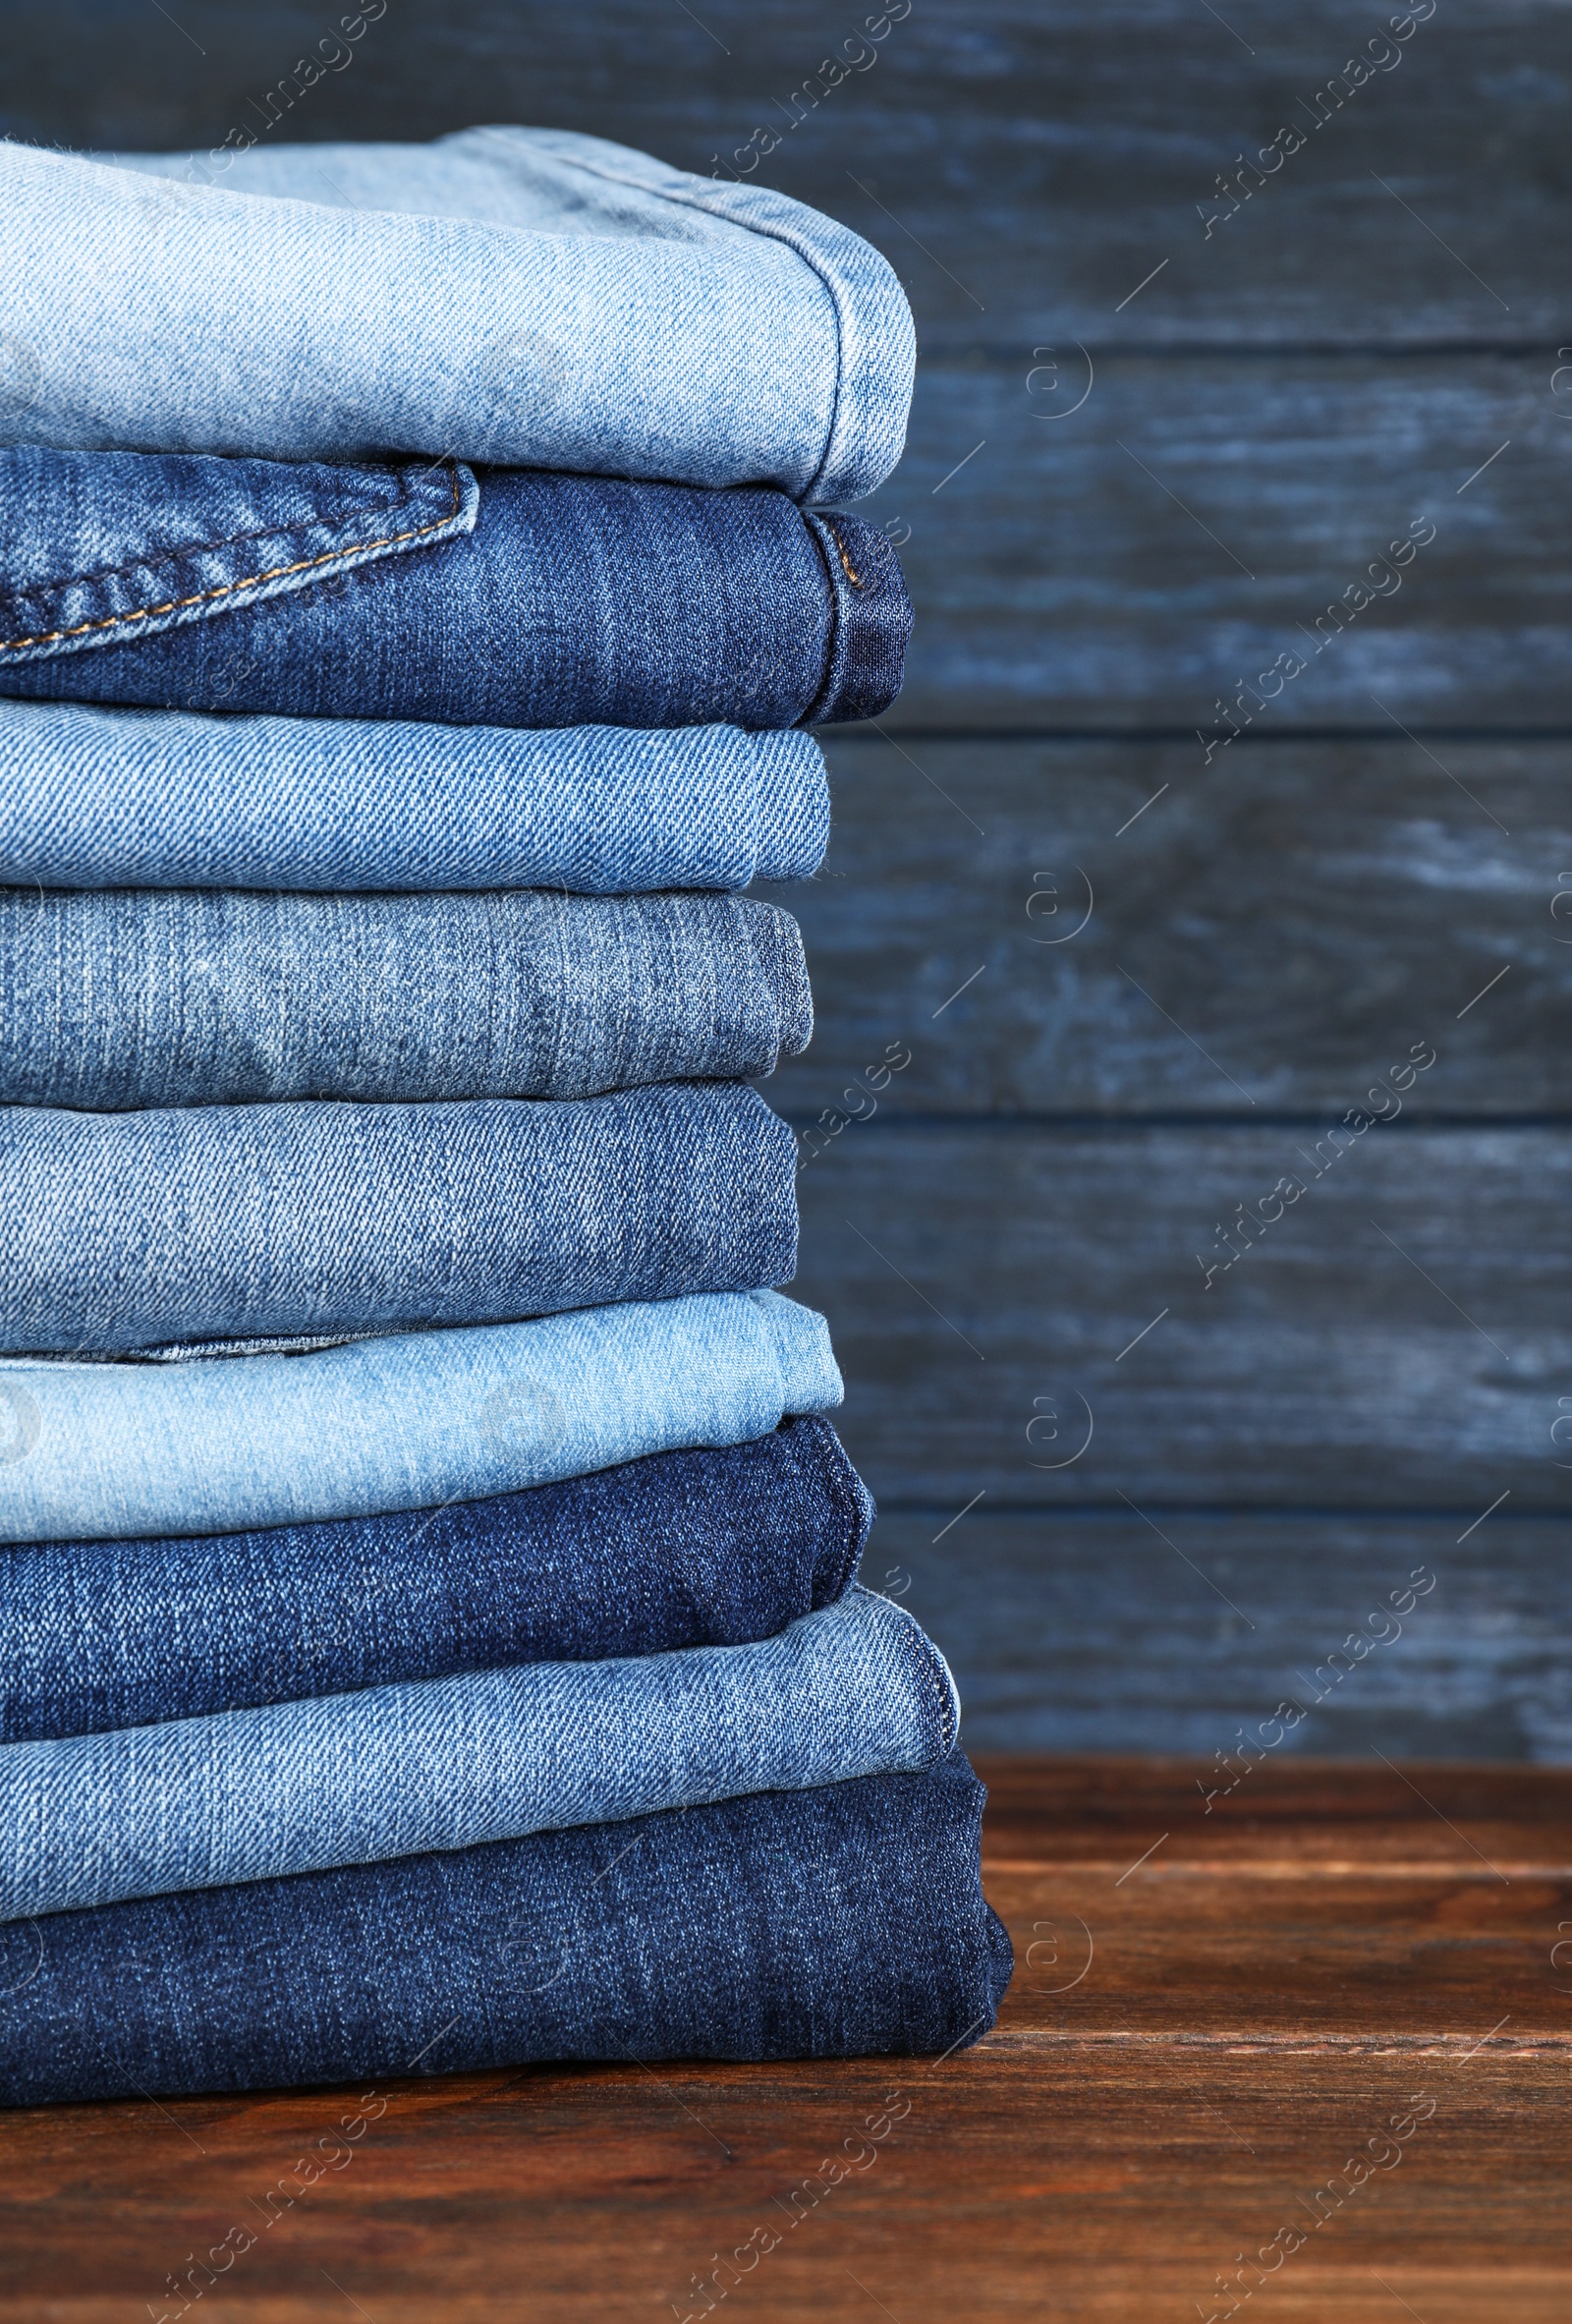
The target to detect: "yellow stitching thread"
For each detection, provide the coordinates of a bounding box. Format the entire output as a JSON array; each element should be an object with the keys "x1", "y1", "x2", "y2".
[
  {"x1": 0, "y1": 469, "x2": 463, "y2": 656},
  {"x1": 822, "y1": 521, "x2": 862, "y2": 588}
]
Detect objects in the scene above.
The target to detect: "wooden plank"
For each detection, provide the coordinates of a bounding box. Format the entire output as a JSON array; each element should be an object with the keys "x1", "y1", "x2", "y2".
[
  {"x1": 761, "y1": 735, "x2": 1564, "y2": 1120},
  {"x1": 868, "y1": 1514, "x2": 1572, "y2": 1758},
  {"x1": 791, "y1": 1123, "x2": 1572, "y2": 1510},
  {"x1": 853, "y1": 353, "x2": 1572, "y2": 728},
  {"x1": 980, "y1": 1751, "x2": 1572, "y2": 1864},
  {"x1": 3, "y1": 2058, "x2": 1566, "y2": 2322},
  {"x1": 10, "y1": 3, "x2": 1569, "y2": 347},
  {"x1": 0, "y1": 1761, "x2": 1567, "y2": 2321}
]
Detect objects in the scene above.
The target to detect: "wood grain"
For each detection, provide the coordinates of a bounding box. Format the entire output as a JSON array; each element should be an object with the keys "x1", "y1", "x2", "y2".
[
  {"x1": 868, "y1": 1512, "x2": 1572, "y2": 1759},
  {"x1": 761, "y1": 735, "x2": 1564, "y2": 1118},
  {"x1": 792, "y1": 1122, "x2": 1572, "y2": 1509},
  {"x1": 0, "y1": 1760, "x2": 1566, "y2": 2322},
  {"x1": 851, "y1": 353, "x2": 1572, "y2": 729}
]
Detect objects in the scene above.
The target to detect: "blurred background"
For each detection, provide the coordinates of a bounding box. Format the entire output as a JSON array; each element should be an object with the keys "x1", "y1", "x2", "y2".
[{"x1": 12, "y1": 0, "x2": 1571, "y2": 1759}]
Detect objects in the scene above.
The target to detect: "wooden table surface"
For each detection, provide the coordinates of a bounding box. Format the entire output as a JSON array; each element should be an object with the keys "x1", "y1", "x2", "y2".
[{"x1": 1, "y1": 1755, "x2": 1566, "y2": 2322}]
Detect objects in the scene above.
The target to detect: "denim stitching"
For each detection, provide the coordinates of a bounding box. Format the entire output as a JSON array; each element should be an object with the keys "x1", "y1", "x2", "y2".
[
  {"x1": 0, "y1": 467, "x2": 463, "y2": 657},
  {"x1": 799, "y1": 515, "x2": 847, "y2": 728},
  {"x1": 817, "y1": 519, "x2": 863, "y2": 588},
  {"x1": 523, "y1": 142, "x2": 850, "y2": 505},
  {"x1": 0, "y1": 469, "x2": 414, "y2": 607},
  {"x1": 861, "y1": 1589, "x2": 956, "y2": 1760}
]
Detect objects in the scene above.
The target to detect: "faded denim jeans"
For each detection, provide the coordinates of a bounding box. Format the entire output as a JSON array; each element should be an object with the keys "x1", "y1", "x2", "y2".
[
  {"x1": 0, "y1": 1589, "x2": 959, "y2": 1916},
  {"x1": 0, "y1": 887, "x2": 810, "y2": 1109},
  {"x1": 0, "y1": 127, "x2": 913, "y2": 500},
  {"x1": 0, "y1": 701, "x2": 826, "y2": 892},
  {"x1": 0, "y1": 1082, "x2": 798, "y2": 1355},
  {"x1": 0, "y1": 1289, "x2": 841, "y2": 1543}
]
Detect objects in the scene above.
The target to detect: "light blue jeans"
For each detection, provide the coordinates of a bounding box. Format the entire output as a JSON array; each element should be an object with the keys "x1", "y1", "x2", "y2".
[
  {"x1": 0, "y1": 1589, "x2": 958, "y2": 1918},
  {"x1": 0, "y1": 701, "x2": 826, "y2": 892},
  {"x1": 0, "y1": 1290, "x2": 840, "y2": 1544},
  {"x1": 0, "y1": 127, "x2": 913, "y2": 502}
]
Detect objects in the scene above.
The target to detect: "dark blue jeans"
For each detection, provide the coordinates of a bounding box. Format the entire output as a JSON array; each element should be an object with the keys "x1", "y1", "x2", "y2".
[
  {"x1": 0, "y1": 1759, "x2": 1012, "y2": 2104},
  {"x1": 0, "y1": 1417, "x2": 870, "y2": 1742},
  {"x1": 0, "y1": 1081, "x2": 797, "y2": 1355},
  {"x1": 0, "y1": 448, "x2": 910, "y2": 728}
]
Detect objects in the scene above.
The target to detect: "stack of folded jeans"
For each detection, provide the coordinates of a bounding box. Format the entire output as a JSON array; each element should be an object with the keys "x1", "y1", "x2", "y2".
[{"x1": 0, "y1": 128, "x2": 1011, "y2": 2106}]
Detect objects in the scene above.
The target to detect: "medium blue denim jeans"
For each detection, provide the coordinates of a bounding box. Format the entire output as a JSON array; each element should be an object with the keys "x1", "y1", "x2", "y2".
[
  {"x1": 0, "y1": 1289, "x2": 840, "y2": 1543},
  {"x1": 0, "y1": 450, "x2": 910, "y2": 729},
  {"x1": 0, "y1": 1082, "x2": 797, "y2": 1356},
  {"x1": 0, "y1": 1416, "x2": 870, "y2": 1743},
  {"x1": 0, "y1": 1589, "x2": 957, "y2": 1918},
  {"x1": 0, "y1": 127, "x2": 913, "y2": 500},
  {"x1": 0, "y1": 887, "x2": 810, "y2": 1108},
  {"x1": 0, "y1": 1761, "x2": 1012, "y2": 2104},
  {"x1": 0, "y1": 701, "x2": 826, "y2": 892}
]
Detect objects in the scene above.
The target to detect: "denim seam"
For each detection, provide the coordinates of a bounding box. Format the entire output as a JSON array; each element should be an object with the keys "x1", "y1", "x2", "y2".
[
  {"x1": 796, "y1": 1419, "x2": 860, "y2": 1600},
  {"x1": 900, "y1": 1599, "x2": 956, "y2": 1759},
  {"x1": 857, "y1": 1589, "x2": 956, "y2": 1760},
  {"x1": 815, "y1": 1425, "x2": 872, "y2": 1580},
  {"x1": 0, "y1": 470, "x2": 417, "y2": 605},
  {"x1": 0, "y1": 467, "x2": 464, "y2": 656},
  {"x1": 799, "y1": 515, "x2": 847, "y2": 728},
  {"x1": 502, "y1": 143, "x2": 849, "y2": 505},
  {"x1": 816, "y1": 520, "x2": 864, "y2": 589}
]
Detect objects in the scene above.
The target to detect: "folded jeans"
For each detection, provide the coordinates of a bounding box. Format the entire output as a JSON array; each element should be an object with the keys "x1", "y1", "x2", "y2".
[
  {"x1": 0, "y1": 451, "x2": 910, "y2": 729},
  {"x1": 0, "y1": 1589, "x2": 957, "y2": 1917},
  {"x1": 0, "y1": 1759, "x2": 1012, "y2": 2105},
  {"x1": 0, "y1": 702, "x2": 826, "y2": 892},
  {"x1": 0, "y1": 1289, "x2": 840, "y2": 1544},
  {"x1": 0, "y1": 127, "x2": 913, "y2": 499},
  {"x1": 0, "y1": 886, "x2": 810, "y2": 1110},
  {"x1": 0, "y1": 1081, "x2": 798, "y2": 1355},
  {"x1": 0, "y1": 1415, "x2": 870, "y2": 1743}
]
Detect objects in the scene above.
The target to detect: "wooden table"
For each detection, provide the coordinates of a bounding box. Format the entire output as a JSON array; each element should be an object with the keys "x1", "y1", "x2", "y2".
[{"x1": 2, "y1": 1756, "x2": 1566, "y2": 2321}]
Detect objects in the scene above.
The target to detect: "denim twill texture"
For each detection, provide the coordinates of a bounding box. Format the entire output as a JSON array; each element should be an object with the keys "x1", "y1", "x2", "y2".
[
  {"x1": 0, "y1": 1590, "x2": 957, "y2": 1918},
  {"x1": 0, "y1": 888, "x2": 810, "y2": 1109},
  {"x1": 0, "y1": 451, "x2": 911, "y2": 731},
  {"x1": 0, "y1": 1417, "x2": 870, "y2": 1743},
  {"x1": 0, "y1": 1290, "x2": 841, "y2": 1544},
  {"x1": 0, "y1": 126, "x2": 914, "y2": 500},
  {"x1": 0, "y1": 1761, "x2": 1012, "y2": 2105},
  {"x1": 0, "y1": 1083, "x2": 798, "y2": 1355},
  {"x1": 0, "y1": 702, "x2": 827, "y2": 892}
]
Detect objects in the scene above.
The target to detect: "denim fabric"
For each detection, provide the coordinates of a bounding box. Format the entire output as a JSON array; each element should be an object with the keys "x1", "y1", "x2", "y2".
[
  {"x1": 0, "y1": 701, "x2": 827, "y2": 893},
  {"x1": 0, "y1": 1082, "x2": 797, "y2": 1356},
  {"x1": 0, "y1": 887, "x2": 810, "y2": 1109},
  {"x1": 0, "y1": 1289, "x2": 839, "y2": 1544},
  {"x1": 0, "y1": 1416, "x2": 870, "y2": 1744},
  {"x1": 1, "y1": 127, "x2": 914, "y2": 501},
  {"x1": 0, "y1": 1760, "x2": 1011, "y2": 2104},
  {"x1": 0, "y1": 450, "x2": 910, "y2": 730},
  {"x1": 0, "y1": 1589, "x2": 956, "y2": 1918}
]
